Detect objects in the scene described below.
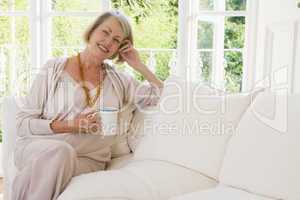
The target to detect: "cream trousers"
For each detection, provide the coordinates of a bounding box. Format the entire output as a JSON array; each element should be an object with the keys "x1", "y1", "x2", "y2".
[{"x1": 12, "y1": 134, "x2": 114, "y2": 200}]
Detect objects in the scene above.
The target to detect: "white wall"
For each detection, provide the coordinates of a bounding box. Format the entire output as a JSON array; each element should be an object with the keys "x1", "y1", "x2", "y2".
[{"x1": 254, "y1": 0, "x2": 300, "y2": 93}]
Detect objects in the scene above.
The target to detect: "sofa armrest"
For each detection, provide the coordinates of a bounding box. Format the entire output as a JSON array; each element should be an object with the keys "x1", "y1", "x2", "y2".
[{"x1": 1, "y1": 96, "x2": 19, "y2": 176}]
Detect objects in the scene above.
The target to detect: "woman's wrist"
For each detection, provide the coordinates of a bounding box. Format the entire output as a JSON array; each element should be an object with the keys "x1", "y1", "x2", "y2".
[
  {"x1": 132, "y1": 62, "x2": 147, "y2": 72},
  {"x1": 50, "y1": 120, "x2": 74, "y2": 134}
]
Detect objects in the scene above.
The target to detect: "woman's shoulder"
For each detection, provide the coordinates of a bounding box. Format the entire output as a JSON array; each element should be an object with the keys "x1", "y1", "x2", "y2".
[
  {"x1": 39, "y1": 56, "x2": 68, "y2": 76},
  {"x1": 43, "y1": 57, "x2": 67, "y2": 69},
  {"x1": 104, "y1": 61, "x2": 132, "y2": 82}
]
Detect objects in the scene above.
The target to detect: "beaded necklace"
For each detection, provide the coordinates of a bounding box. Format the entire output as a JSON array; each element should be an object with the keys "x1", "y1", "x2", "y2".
[{"x1": 77, "y1": 53, "x2": 105, "y2": 107}]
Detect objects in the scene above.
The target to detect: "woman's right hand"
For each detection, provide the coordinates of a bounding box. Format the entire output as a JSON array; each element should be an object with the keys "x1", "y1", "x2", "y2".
[{"x1": 71, "y1": 111, "x2": 102, "y2": 134}]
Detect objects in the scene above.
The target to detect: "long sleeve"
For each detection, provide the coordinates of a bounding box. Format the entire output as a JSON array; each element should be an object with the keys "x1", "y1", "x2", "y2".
[
  {"x1": 16, "y1": 60, "x2": 55, "y2": 137},
  {"x1": 125, "y1": 74, "x2": 163, "y2": 109}
]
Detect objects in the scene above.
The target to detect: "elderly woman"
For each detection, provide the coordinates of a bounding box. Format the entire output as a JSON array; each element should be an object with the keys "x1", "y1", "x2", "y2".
[{"x1": 13, "y1": 10, "x2": 163, "y2": 200}]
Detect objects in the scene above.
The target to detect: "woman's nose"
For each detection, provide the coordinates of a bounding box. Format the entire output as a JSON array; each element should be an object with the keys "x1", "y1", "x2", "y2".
[{"x1": 103, "y1": 37, "x2": 113, "y2": 48}]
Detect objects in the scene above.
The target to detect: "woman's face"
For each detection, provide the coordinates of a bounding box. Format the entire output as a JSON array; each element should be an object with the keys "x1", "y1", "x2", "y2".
[{"x1": 88, "y1": 17, "x2": 125, "y2": 60}]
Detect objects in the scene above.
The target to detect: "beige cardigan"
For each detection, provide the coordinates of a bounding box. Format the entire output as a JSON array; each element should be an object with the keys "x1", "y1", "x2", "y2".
[{"x1": 15, "y1": 57, "x2": 161, "y2": 157}]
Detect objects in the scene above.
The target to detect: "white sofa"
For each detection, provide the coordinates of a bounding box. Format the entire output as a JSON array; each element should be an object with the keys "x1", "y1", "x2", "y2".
[{"x1": 2, "y1": 77, "x2": 299, "y2": 200}]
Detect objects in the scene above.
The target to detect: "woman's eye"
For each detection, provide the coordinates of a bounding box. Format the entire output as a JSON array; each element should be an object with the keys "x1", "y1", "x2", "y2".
[
  {"x1": 102, "y1": 30, "x2": 109, "y2": 35},
  {"x1": 113, "y1": 39, "x2": 121, "y2": 43}
]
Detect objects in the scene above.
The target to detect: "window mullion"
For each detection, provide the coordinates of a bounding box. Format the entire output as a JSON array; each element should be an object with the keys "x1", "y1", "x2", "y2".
[
  {"x1": 29, "y1": 0, "x2": 38, "y2": 77},
  {"x1": 8, "y1": 0, "x2": 16, "y2": 94},
  {"x1": 49, "y1": 11, "x2": 103, "y2": 17},
  {"x1": 40, "y1": 0, "x2": 51, "y2": 66},
  {"x1": 242, "y1": 0, "x2": 258, "y2": 92},
  {"x1": 195, "y1": 11, "x2": 247, "y2": 17},
  {"x1": 101, "y1": 0, "x2": 111, "y2": 11},
  {"x1": 211, "y1": 0, "x2": 225, "y2": 90},
  {"x1": 0, "y1": 11, "x2": 29, "y2": 16},
  {"x1": 177, "y1": 0, "x2": 193, "y2": 79}
]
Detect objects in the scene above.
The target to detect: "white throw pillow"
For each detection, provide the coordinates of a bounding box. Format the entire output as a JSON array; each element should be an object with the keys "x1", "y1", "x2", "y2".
[
  {"x1": 220, "y1": 92, "x2": 300, "y2": 199},
  {"x1": 134, "y1": 77, "x2": 252, "y2": 179}
]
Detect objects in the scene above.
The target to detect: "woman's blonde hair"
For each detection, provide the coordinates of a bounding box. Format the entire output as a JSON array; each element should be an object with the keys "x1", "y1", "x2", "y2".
[{"x1": 84, "y1": 10, "x2": 133, "y2": 63}]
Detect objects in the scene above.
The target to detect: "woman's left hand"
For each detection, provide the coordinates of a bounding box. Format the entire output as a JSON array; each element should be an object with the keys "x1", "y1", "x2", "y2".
[{"x1": 119, "y1": 40, "x2": 144, "y2": 71}]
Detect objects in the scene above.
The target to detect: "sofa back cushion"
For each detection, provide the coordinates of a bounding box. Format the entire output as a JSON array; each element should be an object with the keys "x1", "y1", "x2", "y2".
[
  {"x1": 134, "y1": 77, "x2": 252, "y2": 179},
  {"x1": 219, "y1": 92, "x2": 300, "y2": 199}
]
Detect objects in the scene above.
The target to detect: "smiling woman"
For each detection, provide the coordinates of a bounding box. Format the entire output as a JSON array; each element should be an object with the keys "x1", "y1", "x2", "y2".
[
  {"x1": 83, "y1": 12, "x2": 133, "y2": 63},
  {"x1": 12, "y1": 10, "x2": 163, "y2": 200}
]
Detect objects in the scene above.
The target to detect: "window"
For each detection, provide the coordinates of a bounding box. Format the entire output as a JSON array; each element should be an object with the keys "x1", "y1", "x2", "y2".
[
  {"x1": 0, "y1": 0, "x2": 31, "y2": 97},
  {"x1": 0, "y1": 0, "x2": 109, "y2": 98},
  {"x1": 0, "y1": 0, "x2": 178, "y2": 99},
  {"x1": 177, "y1": 0, "x2": 254, "y2": 92},
  {"x1": 110, "y1": 0, "x2": 178, "y2": 81},
  {"x1": 50, "y1": 0, "x2": 109, "y2": 58}
]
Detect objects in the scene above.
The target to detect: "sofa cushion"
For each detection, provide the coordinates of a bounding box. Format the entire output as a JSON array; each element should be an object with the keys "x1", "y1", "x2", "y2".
[
  {"x1": 106, "y1": 154, "x2": 134, "y2": 170},
  {"x1": 169, "y1": 185, "x2": 275, "y2": 200},
  {"x1": 220, "y1": 92, "x2": 300, "y2": 199},
  {"x1": 58, "y1": 160, "x2": 217, "y2": 200},
  {"x1": 133, "y1": 77, "x2": 252, "y2": 179}
]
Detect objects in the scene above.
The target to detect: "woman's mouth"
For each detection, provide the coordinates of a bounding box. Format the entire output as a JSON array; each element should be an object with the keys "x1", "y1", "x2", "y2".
[{"x1": 97, "y1": 43, "x2": 109, "y2": 53}]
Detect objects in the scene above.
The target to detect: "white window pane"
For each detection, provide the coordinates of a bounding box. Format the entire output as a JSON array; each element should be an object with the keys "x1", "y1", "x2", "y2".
[
  {"x1": 224, "y1": 51, "x2": 243, "y2": 92},
  {"x1": 51, "y1": 0, "x2": 102, "y2": 11},
  {"x1": 0, "y1": 47, "x2": 31, "y2": 100},
  {"x1": 198, "y1": 0, "x2": 247, "y2": 11},
  {"x1": 0, "y1": 16, "x2": 11, "y2": 44},
  {"x1": 16, "y1": 16, "x2": 30, "y2": 45},
  {"x1": 15, "y1": 46, "x2": 31, "y2": 95},
  {"x1": 226, "y1": 0, "x2": 246, "y2": 11},
  {"x1": 224, "y1": 16, "x2": 245, "y2": 49},
  {"x1": 199, "y1": 0, "x2": 214, "y2": 10},
  {"x1": 0, "y1": 16, "x2": 31, "y2": 96},
  {"x1": 0, "y1": 0, "x2": 29, "y2": 11},
  {"x1": 198, "y1": 51, "x2": 213, "y2": 82},
  {"x1": 154, "y1": 51, "x2": 172, "y2": 81},
  {"x1": 197, "y1": 20, "x2": 214, "y2": 49},
  {"x1": 51, "y1": 16, "x2": 95, "y2": 56},
  {"x1": 0, "y1": 16, "x2": 30, "y2": 45}
]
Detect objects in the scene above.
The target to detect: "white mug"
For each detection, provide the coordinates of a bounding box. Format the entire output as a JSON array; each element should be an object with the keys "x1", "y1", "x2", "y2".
[{"x1": 98, "y1": 107, "x2": 118, "y2": 136}]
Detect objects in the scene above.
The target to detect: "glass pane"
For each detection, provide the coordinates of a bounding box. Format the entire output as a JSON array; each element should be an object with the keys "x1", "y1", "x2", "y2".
[
  {"x1": 15, "y1": 0, "x2": 28, "y2": 10},
  {"x1": 0, "y1": 16, "x2": 30, "y2": 45},
  {"x1": 224, "y1": 51, "x2": 243, "y2": 92},
  {"x1": 0, "y1": 16, "x2": 30, "y2": 95},
  {"x1": 0, "y1": 47, "x2": 10, "y2": 96},
  {"x1": 0, "y1": 46, "x2": 31, "y2": 96},
  {"x1": 0, "y1": 0, "x2": 28, "y2": 11},
  {"x1": 226, "y1": 0, "x2": 247, "y2": 11},
  {"x1": 0, "y1": 14, "x2": 30, "y2": 89},
  {"x1": 198, "y1": 20, "x2": 214, "y2": 49},
  {"x1": 52, "y1": 16, "x2": 95, "y2": 54},
  {"x1": 199, "y1": 0, "x2": 214, "y2": 10},
  {"x1": 15, "y1": 46, "x2": 31, "y2": 95},
  {"x1": 130, "y1": 51, "x2": 149, "y2": 81},
  {"x1": 224, "y1": 16, "x2": 245, "y2": 49},
  {"x1": 51, "y1": 0, "x2": 101, "y2": 11},
  {"x1": 16, "y1": 17, "x2": 30, "y2": 45},
  {"x1": 155, "y1": 51, "x2": 171, "y2": 81},
  {"x1": 0, "y1": 17, "x2": 11, "y2": 45},
  {"x1": 198, "y1": 51, "x2": 213, "y2": 82},
  {"x1": 199, "y1": 0, "x2": 246, "y2": 11}
]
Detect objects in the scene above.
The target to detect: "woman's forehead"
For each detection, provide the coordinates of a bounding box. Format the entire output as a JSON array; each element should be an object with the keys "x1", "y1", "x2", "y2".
[{"x1": 99, "y1": 17, "x2": 125, "y2": 38}]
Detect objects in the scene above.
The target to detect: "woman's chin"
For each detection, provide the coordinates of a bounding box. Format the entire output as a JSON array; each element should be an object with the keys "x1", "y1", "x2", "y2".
[{"x1": 90, "y1": 51, "x2": 106, "y2": 61}]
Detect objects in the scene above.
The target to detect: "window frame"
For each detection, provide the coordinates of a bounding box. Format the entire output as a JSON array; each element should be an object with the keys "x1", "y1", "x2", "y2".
[
  {"x1": 30, "y1": 0, "x2": 111, "y2": 68},
  {"x1": 0, "y1": 1, "x2": 31, "y2": 94},
  {"x1": 177, "y1": 0, "x2": 258, "y2": 92}
]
